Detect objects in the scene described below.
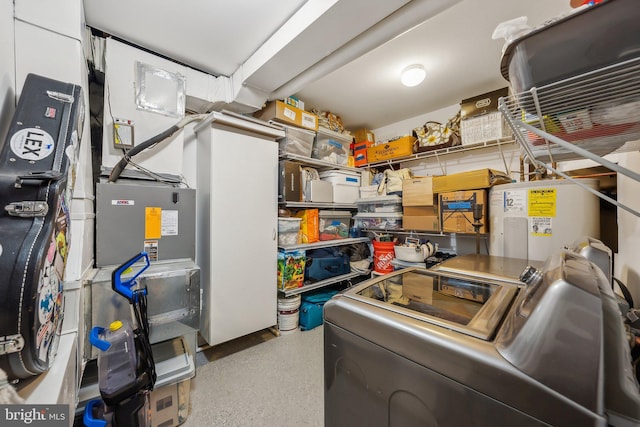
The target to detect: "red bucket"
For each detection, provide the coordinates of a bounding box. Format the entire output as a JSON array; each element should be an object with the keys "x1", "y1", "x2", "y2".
[{"x1": 373, "y1": 240, "x2": 396, "y2": 273}]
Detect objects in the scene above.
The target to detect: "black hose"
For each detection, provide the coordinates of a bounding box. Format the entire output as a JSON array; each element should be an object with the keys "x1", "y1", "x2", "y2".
[
  {"x1": 613, "y1": 276, "x2": 635, "y2": 309},
  {"x1": 108, "y1": 124, "x2": 180, "y2": 182}
]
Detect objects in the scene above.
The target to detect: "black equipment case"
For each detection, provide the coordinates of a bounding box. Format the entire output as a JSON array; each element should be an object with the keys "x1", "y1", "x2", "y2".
[{"x1": 0, "y1": 74, "x2": 84, "y2": 379}]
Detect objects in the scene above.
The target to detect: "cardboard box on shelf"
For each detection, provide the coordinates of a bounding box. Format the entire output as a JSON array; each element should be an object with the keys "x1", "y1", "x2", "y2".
[
  {"x1": 432, "y1": 169, "x2": 511, "y2": 193},
  {"x1": 402, "y1": 176, "x2": 435, "y2": 206},
  {"x1": 367, "y1": 136, "x2": 415, "y2": 162},
  {"x1": 402, "y1": 206, "x2": 439, "y2": 231},
  {"x1": 460, "y1": 87, "x2": 512, "y2": 146},
  {"x1": 354, "y1": 140, "x2": 373, "y2": 166},
  {"x1": 439, "y1": 190, "x2": 487, "y2": 233},
  {"x1": 254, "y1": 100, "x2": 318, "y2": 131},
  {"x1": 402, "y1": 215, "x2": 439, "y2": 232},
  {"x1": 353, "y1": 128, "x2": 375, "y2": 143},
  {"x1": 461, "y1": 111, "x2": 512, "y2": 146},
  {"x1": 461, "y1": 87, "x2": 509, "y2": 119}
]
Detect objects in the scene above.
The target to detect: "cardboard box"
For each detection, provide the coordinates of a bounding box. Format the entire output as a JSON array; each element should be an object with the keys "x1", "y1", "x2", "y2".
[
  {"x1": 402, "y1": 177, "x2": 435, "y2": 206},
  {"x1": 353, "y1": 128, "x2": 375, "y2": 143},
  {"x1": 432, "y1": 169, "x2": 511, "y2": 193},
  {"x1": 354, "y1": 140, "x2": 373, "y2": 166},
  {"x1": 404, "y1": 206, "x2": 438, "y2": 216},
  {"x1": 461, "y1": 111, "x2": 512, "y2": 146},
  {"x1": 255, "y1": 100, "x2": 318, "y2": 131},
  {"x1": 460, "y1": 87, "x2": 511, "y2": 146},
  {"x1": 461, "y1": 87, "x2": 509, "y2": 119},
  {"x1": 367, "y1": 136, "x2": 415, "y2": 162},
  {"x1": 278, "y1": 160, "x2": 302, "y2": 202},
  {"x1": 403, "y1": 206, "x2": 439, "y2": 231},
  {"x1": 439, "y1": 190, "x2": 487, "y2": 233},
  {"x1": 402, "y1": 214, "x2": 439, "y2": 231}
]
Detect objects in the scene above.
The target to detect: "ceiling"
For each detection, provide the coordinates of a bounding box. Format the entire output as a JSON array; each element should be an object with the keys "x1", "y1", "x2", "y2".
[{"x1": 83, "y1": 0, "x2": 572, "y2": 131}]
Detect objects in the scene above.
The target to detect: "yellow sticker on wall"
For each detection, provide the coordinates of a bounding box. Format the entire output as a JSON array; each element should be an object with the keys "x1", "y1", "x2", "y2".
[
  {"x1": 145, "y1": 207, "x2": 162, "y2": 239},
  {"x1": 528, "y1": 188, "x2": 556, "y2": 217}
]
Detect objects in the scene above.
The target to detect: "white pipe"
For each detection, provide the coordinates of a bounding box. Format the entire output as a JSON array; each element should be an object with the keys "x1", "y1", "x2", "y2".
[{"x1": 270, "y1": 0, "x2": 463, "y2": 100}]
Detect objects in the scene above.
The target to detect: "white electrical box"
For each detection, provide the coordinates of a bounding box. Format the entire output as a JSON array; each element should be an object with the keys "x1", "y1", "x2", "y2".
[{"x1": 113, "y1": 117, "x2": 134, "y2": 149}]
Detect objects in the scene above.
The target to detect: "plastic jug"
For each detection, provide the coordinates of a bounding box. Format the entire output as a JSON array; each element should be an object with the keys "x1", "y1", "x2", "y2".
[{"x1": 90, "y1": 320, "x2": 139, "y2": 406}]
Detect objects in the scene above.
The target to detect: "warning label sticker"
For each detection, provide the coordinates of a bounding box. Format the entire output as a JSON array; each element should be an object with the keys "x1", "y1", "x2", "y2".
[
  {"x1": 531, "y1": 216, "x2": 552, "y2": 236},
  {"x1": 528, "y1": 188, "x2": 556, "y2": 217}
]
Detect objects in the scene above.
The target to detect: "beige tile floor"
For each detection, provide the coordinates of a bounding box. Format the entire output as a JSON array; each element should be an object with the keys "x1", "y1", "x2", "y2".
[{"x1": 183, "y1": 326, "x2": 324, "y2": 427}]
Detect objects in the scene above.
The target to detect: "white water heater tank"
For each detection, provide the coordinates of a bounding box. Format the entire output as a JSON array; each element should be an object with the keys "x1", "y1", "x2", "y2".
[{"x1": 489, "y1": 179, "x2": 600, "y2": 262}]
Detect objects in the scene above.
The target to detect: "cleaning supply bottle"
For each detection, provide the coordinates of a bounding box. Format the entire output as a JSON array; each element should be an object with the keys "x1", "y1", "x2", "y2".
[{"x1": 91, "y1": 320, "x2": 138, "y2": 406}]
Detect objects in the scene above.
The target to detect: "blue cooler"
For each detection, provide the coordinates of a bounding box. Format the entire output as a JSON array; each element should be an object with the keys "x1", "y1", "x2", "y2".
[{"x1": 299, "y1": 290, "x2": 339, "y2": 331}]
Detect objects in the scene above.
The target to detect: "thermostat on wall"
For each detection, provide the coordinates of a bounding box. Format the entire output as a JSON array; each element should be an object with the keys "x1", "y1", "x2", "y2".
[{"x1": 113, "y1": 118, "x2": 135, "y2": 149}]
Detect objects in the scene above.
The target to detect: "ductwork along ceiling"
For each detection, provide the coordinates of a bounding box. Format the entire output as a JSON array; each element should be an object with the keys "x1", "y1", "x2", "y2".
[{"x1": 83, "y1": 0, "x2": 571, "y2": 130}]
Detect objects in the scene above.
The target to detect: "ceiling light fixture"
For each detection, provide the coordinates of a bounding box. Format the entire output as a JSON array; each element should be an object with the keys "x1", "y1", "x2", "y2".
[{"x1": 401, "y1": 64, "x2": 426, "y2": 87}]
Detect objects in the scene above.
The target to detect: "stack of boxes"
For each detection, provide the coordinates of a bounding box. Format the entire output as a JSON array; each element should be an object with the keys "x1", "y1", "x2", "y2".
[
  {"x1": 402, "y1": 177, "x2": 438, "y2": 231},
  {"x1": 400, "y1": 169, "x2": 512, "y2": 233},
  {"x1": 353, "y1": 128, "x2": 375, "y2": 167}
]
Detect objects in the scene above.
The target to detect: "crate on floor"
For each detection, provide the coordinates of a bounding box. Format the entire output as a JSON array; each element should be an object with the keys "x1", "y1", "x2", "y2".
[{"x1": 149, "y1": 378, "x2": 191, "y2": 427}]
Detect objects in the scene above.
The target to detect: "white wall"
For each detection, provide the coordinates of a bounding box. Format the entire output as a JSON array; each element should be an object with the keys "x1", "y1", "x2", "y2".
[
  {"x1": 615, "y1": 152, "x2": 640, "y2": 305},
  {"x1": 0, "y1": 1, "x2": 15, "y2": 147},
  {"x1": 373, "y1": 104, "x2": 460, "y2": 143},
  {"x1": 372, "y1": 103, "x2": 521, "y2": 180}
]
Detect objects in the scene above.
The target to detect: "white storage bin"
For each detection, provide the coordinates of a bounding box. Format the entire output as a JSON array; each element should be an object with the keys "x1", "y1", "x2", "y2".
[
  {"x1": 353, "y1": 212, "x2": 403, "y2": 230},
  {"x1": 319, "y1": 210, "x2": 351, "y2": 240},
  {"x1": 359, "y1": 185, "x2": 381, "y2": 198},
  {"x1": 278, "y1": 217, "x2": 301, "y2": 246},
  {"x1": 333, "y1": 184, "x2": 359, "y2": 204},
  {"x1": 319, "y1": 170, "x2": 361, "y2": 187},
  {"x1": 306, "y1": 180, "x2": 333, "y2": 203},
  {"x1": 355, "y1": 195, "x2": 402, "y2": 213},
  {"x1": 277, "y1": 124, "x2": 316, "y2": 157},
  {"x1": 312, "y1": 127, "x2": 351, "y2": 165}
]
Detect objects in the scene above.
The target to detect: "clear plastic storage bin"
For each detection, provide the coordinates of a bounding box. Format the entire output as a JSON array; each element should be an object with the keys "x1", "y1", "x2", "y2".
[
  {"x1": 353, "y1": 212, "x2": 403, "y2": 230},
  {"x1": 312, "y1": 127, "x2": 351, "y2": 165},
  {"x1": 355, "y1": 195, "x2": 402, "y2": 213},
  {"x1": 277, "y1": 124, "x2": 316, "y2": 157},
  {"x1": 278, "y1": 217, "x2": 301, "y2": 246},
  {"x1": 319, "y1": 210, "x2": 351, "y2": 240}
]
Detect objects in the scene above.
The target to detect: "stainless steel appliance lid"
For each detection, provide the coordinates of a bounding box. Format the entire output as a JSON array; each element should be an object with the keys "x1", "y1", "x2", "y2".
[
  {"x1": 431, "y1": 254, "x2": 542, "y2": 285},
  {"x1": 342, "y1": 268, "x2": 518, "y2": 341}
]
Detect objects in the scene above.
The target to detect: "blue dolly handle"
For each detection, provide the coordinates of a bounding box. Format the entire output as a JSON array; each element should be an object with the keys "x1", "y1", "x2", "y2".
[{"x1": 111, "y1": 252, "x2": 150, "y2": 303}]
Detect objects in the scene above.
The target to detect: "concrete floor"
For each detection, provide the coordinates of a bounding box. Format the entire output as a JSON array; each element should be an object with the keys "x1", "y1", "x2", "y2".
[{"x1": 183, "y1": 326, "x2": 324, "y2": 427}]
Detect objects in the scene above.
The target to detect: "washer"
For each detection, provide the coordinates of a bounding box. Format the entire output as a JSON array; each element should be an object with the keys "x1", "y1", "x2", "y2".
[{"x1": 324, "y1": 251, "x2": 640, "y2": 426}]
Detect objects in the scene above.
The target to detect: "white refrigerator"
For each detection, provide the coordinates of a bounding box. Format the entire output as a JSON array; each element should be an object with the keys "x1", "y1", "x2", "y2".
[{"x1": 195, "y1": 112, "x2": 284, "y2": 345}]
